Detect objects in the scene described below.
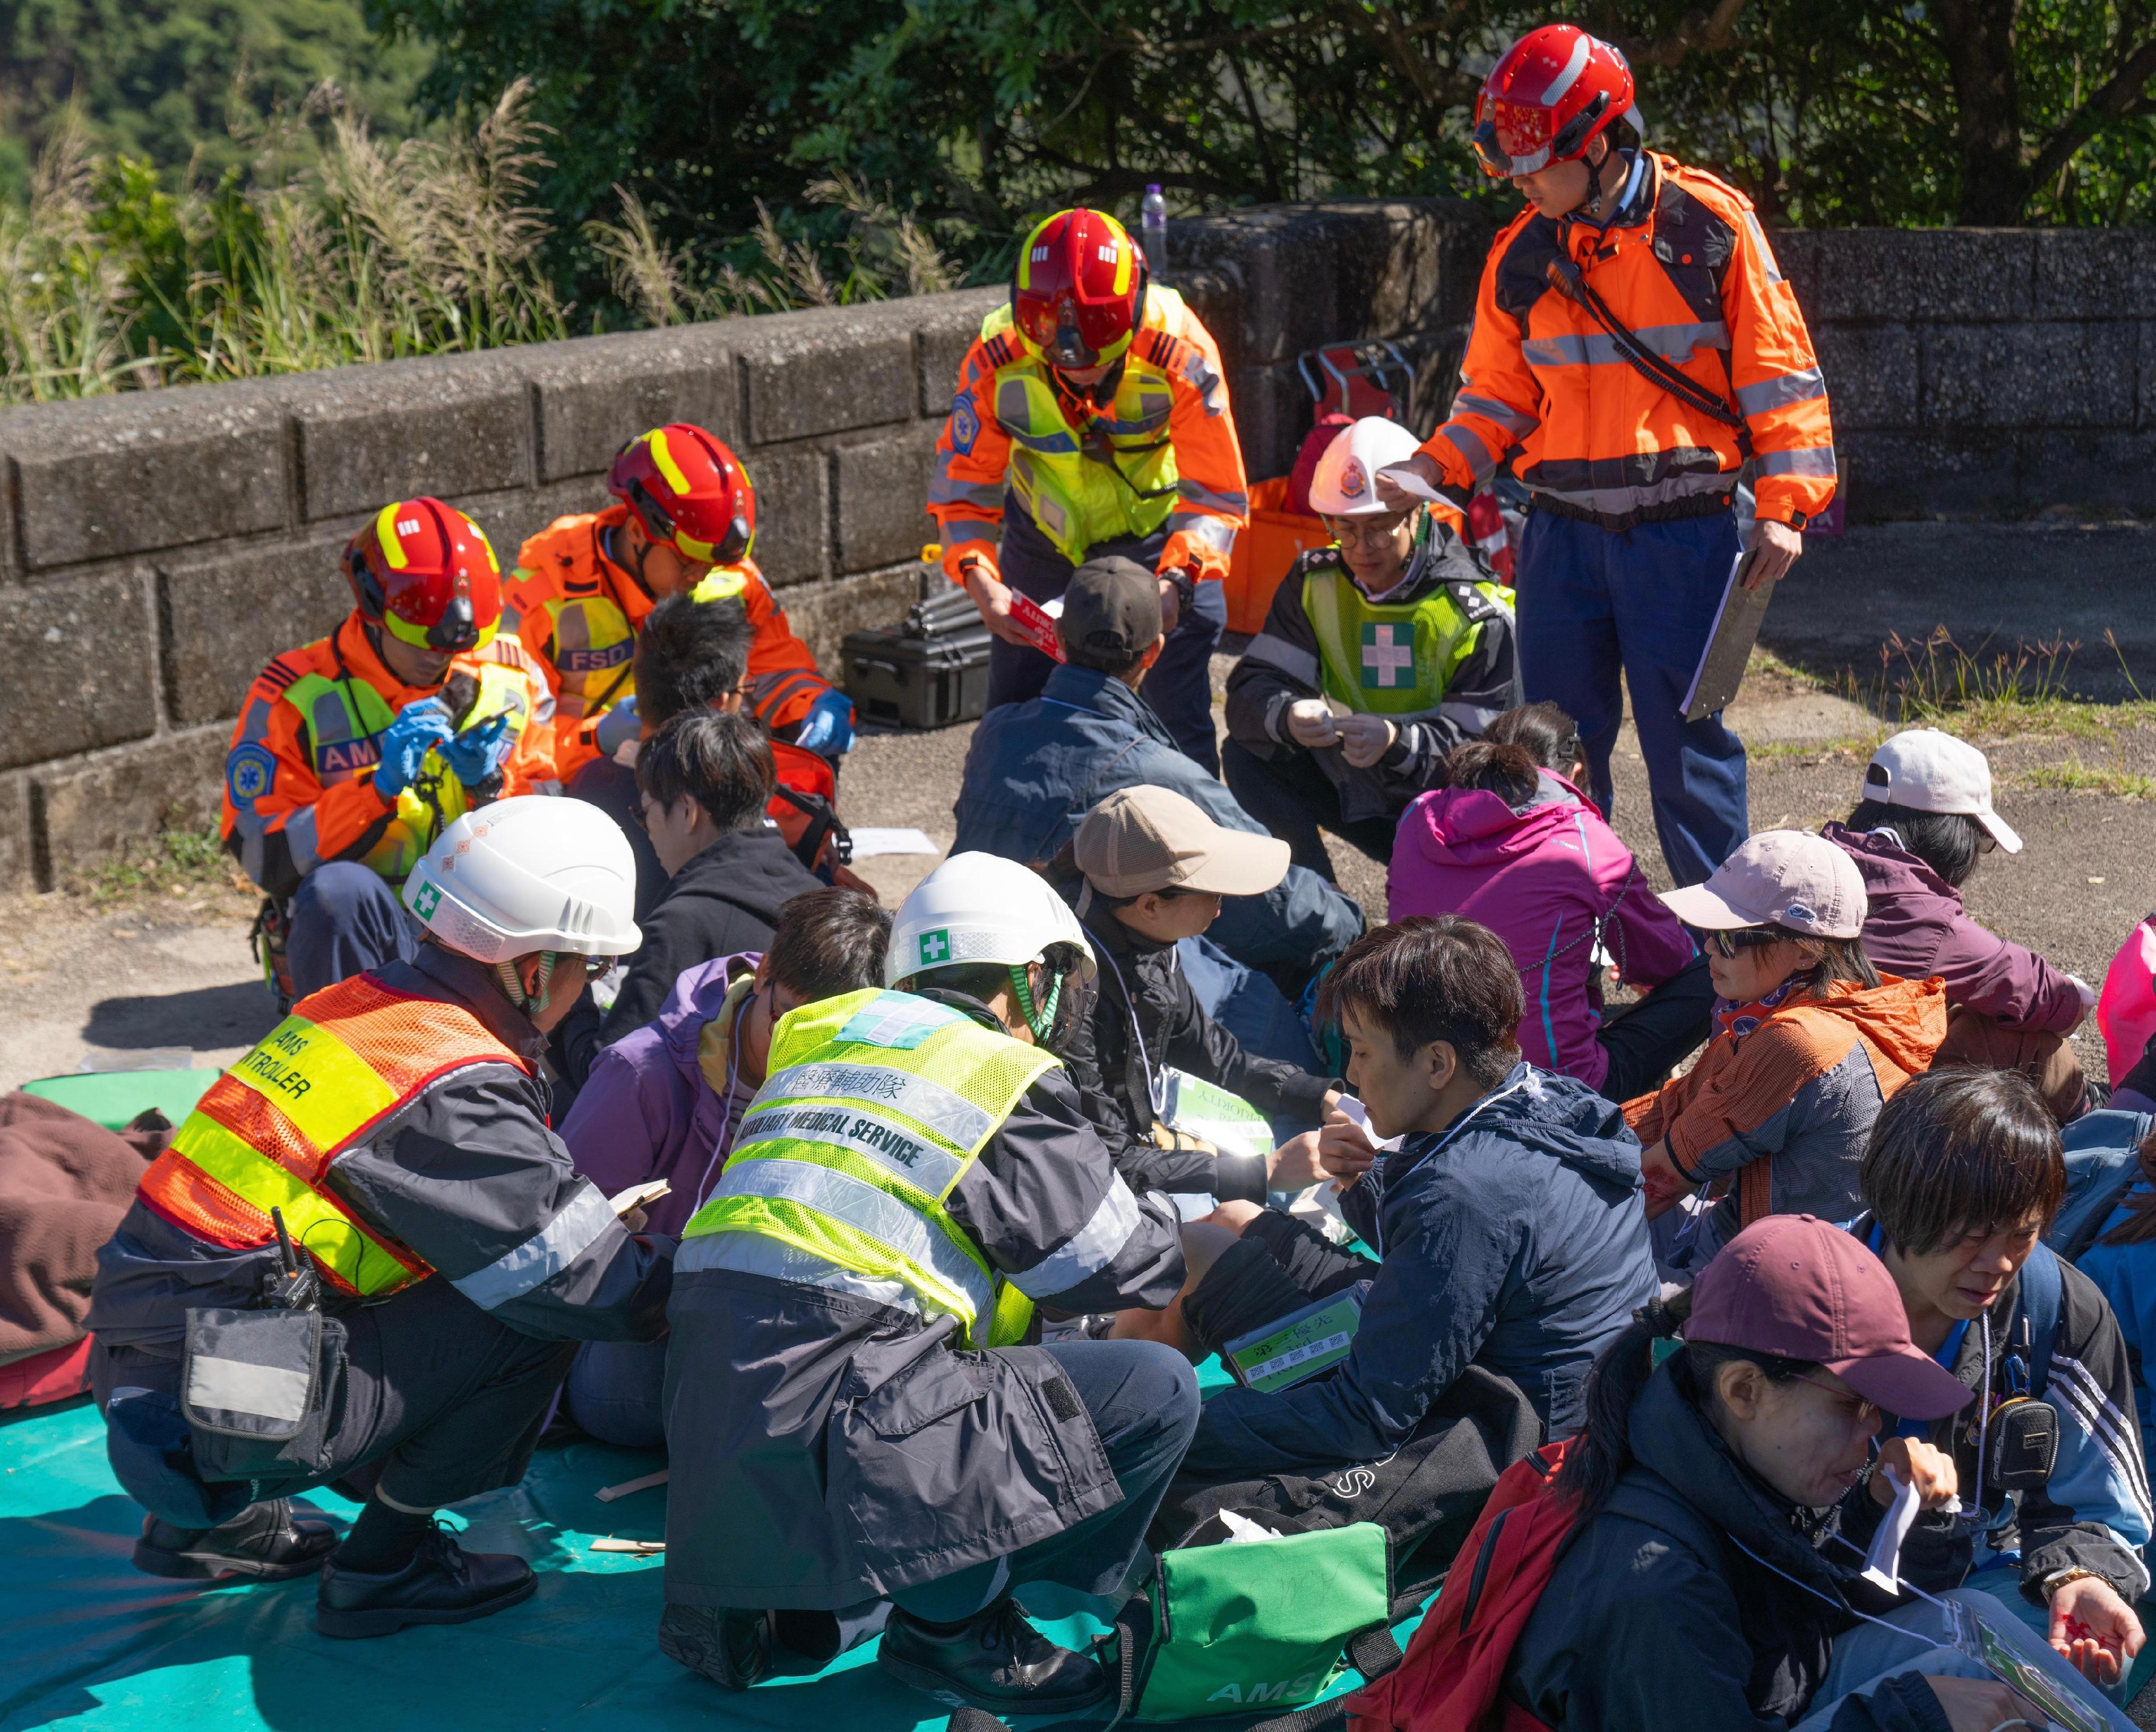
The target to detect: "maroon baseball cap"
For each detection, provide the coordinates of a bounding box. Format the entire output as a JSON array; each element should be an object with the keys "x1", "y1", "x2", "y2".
[{"x1": 1687, "y1": 1215, "x2": 1974, "y2": 1420}]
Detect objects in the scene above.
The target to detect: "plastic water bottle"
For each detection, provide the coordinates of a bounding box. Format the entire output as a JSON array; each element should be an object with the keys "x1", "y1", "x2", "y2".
[{"x1": 1141, "y1": 184, "x2": 1167, "y2": 269}]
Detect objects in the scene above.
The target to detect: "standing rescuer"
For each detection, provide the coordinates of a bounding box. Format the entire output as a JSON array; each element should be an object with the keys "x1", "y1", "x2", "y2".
[
  {"x1": 929, "y1": 206, "x2": 1249, "y2": 773},
  {"x1": 659, "y1": 852, "x2": 1194, "y2": 1717},
  {"x1": 222, "y1": 498, "x2": 557, "y2": 1000},
  {"x1": 88, "y1": 798, "x2": 673, "y2": 1637},
  {"x1": 1380, "y1": 24, "x2": 1836, "y2": 887}
]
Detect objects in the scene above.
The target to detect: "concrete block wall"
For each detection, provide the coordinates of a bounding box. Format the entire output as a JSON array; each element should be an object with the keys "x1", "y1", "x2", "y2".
[{"x1": 1784, "y1": 230, "x2": 2156, "y2": 521}]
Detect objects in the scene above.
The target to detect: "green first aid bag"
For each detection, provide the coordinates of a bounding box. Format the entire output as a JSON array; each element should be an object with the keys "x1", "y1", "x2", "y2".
[{"x1": 1111, "y1": 1520, "x2": 1393, "y2": 1723}]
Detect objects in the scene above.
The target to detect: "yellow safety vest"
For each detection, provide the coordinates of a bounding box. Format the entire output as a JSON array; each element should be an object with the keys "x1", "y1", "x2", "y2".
[
  {"x1": 678, "y1": 988, "x2": 1054, "y2": 1348},
  {"x1": 981, "y1": 290, "x2": 1190, "y2": 562},
  {"x1": 1303, "y1": 561, "x2": 1511, "y2": 717},
  {"x1": 281, "y1": 663, "x2": 531, "y2": 882}
]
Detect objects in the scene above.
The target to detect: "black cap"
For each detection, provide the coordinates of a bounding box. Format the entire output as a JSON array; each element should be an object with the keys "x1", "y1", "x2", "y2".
[{"x1": 1059, "y1": 556, "x2": 1161, "y2": 661}]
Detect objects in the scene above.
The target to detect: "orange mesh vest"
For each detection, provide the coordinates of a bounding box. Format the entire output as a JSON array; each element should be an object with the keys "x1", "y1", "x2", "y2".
[{"x1": 137, "y1": 975, "x2": 527, "y2": 1297}]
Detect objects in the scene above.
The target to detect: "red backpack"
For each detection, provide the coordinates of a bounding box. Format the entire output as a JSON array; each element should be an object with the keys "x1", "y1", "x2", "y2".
[{"x1": 1345, "y1": 1440, "x2": 1576, "y2": 1732}]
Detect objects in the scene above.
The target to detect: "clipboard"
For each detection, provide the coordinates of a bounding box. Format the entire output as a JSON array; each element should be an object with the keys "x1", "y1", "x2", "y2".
[{"x1": 1680, "y1": 548, "x2": 1777, "y2": 722}]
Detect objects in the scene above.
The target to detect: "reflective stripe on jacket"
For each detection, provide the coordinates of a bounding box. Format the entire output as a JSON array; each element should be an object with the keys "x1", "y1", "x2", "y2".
[
  {"x1": 680, "y1": 987, "x2": 1057, "y2": 1347},
  {"x1": 505, "y1": 504, "x2": 831, "y2": 779},
  {"x1": 137, "y1": 972, "x2": 524, "y2": 1297},
  {"x1": 1421, "y1": 153, "x2": 1835, "y2": 532},
  {"x1": 929, "y1": 287, "x2": 1249, "y2": 580},
  {"x1": 219, "y1": 613, "x2": 558, "y2": 900}
]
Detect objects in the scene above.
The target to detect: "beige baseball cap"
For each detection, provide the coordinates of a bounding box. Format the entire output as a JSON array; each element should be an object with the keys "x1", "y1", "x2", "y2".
[
  {"x1": 1661, "y1": 830, "x2": 1869, "y2": 939},
  {"x1": 1074, "y1": 786, "x2": 1291, "y2": 899},
  {"x1": 1862, "y1": 728, "x2": 2022, "y2": 853}
]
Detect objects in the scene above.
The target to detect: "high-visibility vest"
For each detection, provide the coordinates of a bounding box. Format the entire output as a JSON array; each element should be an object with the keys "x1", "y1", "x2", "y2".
[
  {"x1": 979, "y1": 290, "x2": 1192, "y2": 562},
  {"x1": 678, "y1": 988, "x2": 1055, "y2": 1348},
  {"x1": 1303, "y1": 563, "x2": 1511, "y2": 717},
  {"x1": 280, "y1": 662, "x2": 531, "y2": 882},
  {"x1": 136, "y1": 974, "x2": 527, "y2": 1298}
]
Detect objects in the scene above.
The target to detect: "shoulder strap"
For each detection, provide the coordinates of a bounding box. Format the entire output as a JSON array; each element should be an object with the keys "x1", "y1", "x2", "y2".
[{"x1": 2018, "y1": 1242, "x2": 2063, "y2": 1403}]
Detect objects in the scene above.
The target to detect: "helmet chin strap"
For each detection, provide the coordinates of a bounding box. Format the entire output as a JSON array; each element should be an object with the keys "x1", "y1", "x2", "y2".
[
  {"x1": 496, "y1": 952, "x2": 557, "y2": 1016},
  {"x1": 1006, "y1": 961, "x2": 1061, "y2": 1044}
]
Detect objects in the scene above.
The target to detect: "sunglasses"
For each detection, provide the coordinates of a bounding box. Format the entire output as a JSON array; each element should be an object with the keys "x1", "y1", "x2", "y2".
[{"x1": 1709, "y1": 927, "x2": 1787, "y2": 959}]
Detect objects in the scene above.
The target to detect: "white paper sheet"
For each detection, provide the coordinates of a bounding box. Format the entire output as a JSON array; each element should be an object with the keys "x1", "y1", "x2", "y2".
[
  {"x1": 846, "y1": 827, "x2": 940, "y2": 858},
  {"x1": 1861, "y1": 1468, "x2": 1922, "y2": 1593},
  {"x1": 1335, "y1": 1094, "x2": 1403, "y2": 1154}
]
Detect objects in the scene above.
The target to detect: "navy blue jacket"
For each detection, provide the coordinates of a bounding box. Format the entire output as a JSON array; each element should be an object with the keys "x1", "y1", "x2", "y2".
[
  {"x1": 1184, "y1": 1065, "x2": 1658, "y2": 1476},
  {"x1": 952, "y1": 664, "x2": 1364, "y2": 979}
]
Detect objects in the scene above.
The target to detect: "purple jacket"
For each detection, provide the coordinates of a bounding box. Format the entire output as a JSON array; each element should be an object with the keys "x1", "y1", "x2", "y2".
[
  {"x1": 1390, "y1": 774, "x2": 1697, "y2": 1091},
  {"x1": 1822, "y1": 823, "x2": 2083, "y2": 1034},
  {"x1": 558, "y1": 953, "x2": 760, "y2": 1238}
]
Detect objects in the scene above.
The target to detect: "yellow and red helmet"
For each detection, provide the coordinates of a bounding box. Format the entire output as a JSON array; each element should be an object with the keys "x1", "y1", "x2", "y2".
[
  {"x1": 343, "y1": 498, "x2": 502, "y2": 655},
  {"x1": 1012, "y1": 208, "x2": 1148, "y2": 372},
  {"x1": 1473, "y1": 25, "x2": 1640, "y2": 178},
  {"x1": 608, "y1": 424, "x2": 756, "y2": 567}
]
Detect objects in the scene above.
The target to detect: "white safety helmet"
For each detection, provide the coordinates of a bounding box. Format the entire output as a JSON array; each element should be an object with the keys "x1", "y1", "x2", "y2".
[
  {"x1": 888, "y1": 852, "x2": 1095, "y2": 1045},
  {"x1": 1307, "y1": 416, "x2": 1425, "y2": 517},
  {"x1": 402, "y1": 796, "x2": 641, "y2": 966}
]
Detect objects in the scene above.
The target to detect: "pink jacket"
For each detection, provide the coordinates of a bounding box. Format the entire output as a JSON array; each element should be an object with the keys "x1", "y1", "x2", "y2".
[{"x1": 1389, "y1": 774, "x2": 1698, "y2": 1090}]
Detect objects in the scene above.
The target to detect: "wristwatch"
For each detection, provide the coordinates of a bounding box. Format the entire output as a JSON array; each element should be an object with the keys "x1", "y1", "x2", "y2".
[{"x1": 1165, "y1": 564, "x2": 1198, "y2": 617}]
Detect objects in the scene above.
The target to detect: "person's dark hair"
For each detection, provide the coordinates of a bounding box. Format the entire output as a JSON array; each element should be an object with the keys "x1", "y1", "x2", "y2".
[
  {"x1": 1847, "y1": 798, "x2": 1985, "y2": 889},
  {"x1": 1557, "y1": 1290, "x2": 1821, "y2": 1519},
  {"x1": 1315, "y1": 915, "x2": 1522, "y2": 1091},
  {"x1": 2102, "y1": 1127, "x2": 2156, "y2": 1248},
  {"x1": 1862, "y1": 1068, "x2": 2064, "y2": 1256},
  {"x1": 634, "y1": 593, "x2": 754, "y2": 728},
  {"x1": 1065, "y1": 634, "x2": 1152, "y2": 680},
  {"x1": 1787, "y1": 933, "x2": 1881, "y2": 997},
  {"x1": 767, "y1": 888, "x2": 890, "y2": 1000},
  {"x1": 635, "y1": 707, "x2": 773, "y2": 834},
  {"x1": 1481, "y1": 702, "x2": 1580, "y2": 774},
  {"x1": 1445, "y1": 741, "x2": 1541, "y2": 809}
]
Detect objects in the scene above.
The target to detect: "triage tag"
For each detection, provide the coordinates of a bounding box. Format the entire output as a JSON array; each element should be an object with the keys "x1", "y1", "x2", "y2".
[
  {"x1": 1006, "y1": 591, "x2": 1067, "y2": 663},
  {"x1": 1157, "y1": 1067, "x2": 1273, "y2": 1162},
  {"x1": 1224, "y1": 1287, "x2": 1367, "y2": 1395}
]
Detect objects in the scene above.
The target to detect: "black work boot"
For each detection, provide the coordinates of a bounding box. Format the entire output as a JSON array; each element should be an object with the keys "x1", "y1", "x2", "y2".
[
  {"x1": 657, "y1": 1604, "x2": 775, "y2": 1689},
  {"x1": 133, "y1": 1499, "x2": 339, "y2": 1582},
  {"x1": 315, "y1": 1523, "x2": 535, "y2": 1639},
  {"x1": 877, "y1": 1599, "x2": 1108, "y2": 1715}
]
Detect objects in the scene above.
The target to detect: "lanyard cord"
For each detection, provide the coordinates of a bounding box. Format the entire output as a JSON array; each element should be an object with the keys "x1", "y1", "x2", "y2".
[
  {"x1": 1723, "y1": 1526, "x2": 1961, "y2": 1653},
  {"x1": 1082, "y1": 921, "x2": 1167, "y2": 1117},
  {"x1": 1364, "y1": 1071, "x2": 1533, "y2": 1256}
]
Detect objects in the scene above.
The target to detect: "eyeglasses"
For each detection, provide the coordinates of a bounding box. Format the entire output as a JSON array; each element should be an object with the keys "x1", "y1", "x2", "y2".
[
  {"x1": 1709, "y1": 926, "x2": 1786, "y2": 959},
  {"x1": 578, "y1": 955, "x2": 618, "y2": 981},
  {"x1": 1795, "y1": 1374, "x2": 1879, "y2": 1426}
]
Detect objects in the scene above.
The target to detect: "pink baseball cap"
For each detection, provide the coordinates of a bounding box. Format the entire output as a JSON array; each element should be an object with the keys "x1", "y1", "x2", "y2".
[
  {"x1": 1687, "y1": 1215, "x2": 1973, "y2": 1420},
  {"x1": 1661, "y1": 830, "x2": 1868, "y2": 940}
]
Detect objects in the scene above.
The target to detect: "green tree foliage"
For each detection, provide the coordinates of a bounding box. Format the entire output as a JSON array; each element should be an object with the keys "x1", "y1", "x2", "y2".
[{"x1": 0, "y1": 0, "x2": 435, "y2": 202}]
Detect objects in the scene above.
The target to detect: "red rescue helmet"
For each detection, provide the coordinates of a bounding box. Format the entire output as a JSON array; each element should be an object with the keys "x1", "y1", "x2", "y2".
[
  {"x1": 609, "y1": 424, "x2": 755, "y2": 567},
  {"x1": 1473, "y1": 25, "x2": 1640, "y2": 179},
  {"x1": 1012, "y1": 208, "x2": 1148, "y2": 372},
  {"x1": 343, "y1": 498, "x2": 502, "y2": 655}
]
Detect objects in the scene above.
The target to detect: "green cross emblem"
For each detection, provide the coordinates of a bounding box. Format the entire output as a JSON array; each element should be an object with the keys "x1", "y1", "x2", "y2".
[
  {"x1": 412, "y1": 881, "x2": 443, "y2": 917},
  {"x1": 1360, "y1": 622, "x2": 1415, "y2": 689},
  {"x1": 918, "y1": 928, "x2": 951, "y2": 966}
]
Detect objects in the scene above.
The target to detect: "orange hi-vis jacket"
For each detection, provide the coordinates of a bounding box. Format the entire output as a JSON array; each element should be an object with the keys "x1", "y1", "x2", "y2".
[
  {"x1": 928, "y1": 287, "x2": 1249, "y2": 584},
  {"x1": 506, "y1": 503, "x2": 831, "y2": 781},
  {"x1": 135, "y1": 972, "x2": 524, "y2": 1298},
  {"x1": 221, "y1": 612, "x2": 557, "y2": 901},
  {"x1": 1421, "y1": 154, "x2": 1836, "y2": 533}
]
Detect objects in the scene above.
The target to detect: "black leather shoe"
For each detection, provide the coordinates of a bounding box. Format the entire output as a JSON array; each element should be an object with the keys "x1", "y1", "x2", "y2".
[
  {"x1": 877, "y1": 1599, "x2": 1108, "y2": 1715},
  {"x1": 315, "y1": 1524, "x2": 535, "y2": 1639},
  {"x1": 657, "y1": 1604, "x2": 775, "y2": 1689},
  {"x1": 133, "y1": 1499, "x2": 338, "y2": 1582}
]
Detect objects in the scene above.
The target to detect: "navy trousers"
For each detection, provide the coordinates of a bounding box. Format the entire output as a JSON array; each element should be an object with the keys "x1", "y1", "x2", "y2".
[
  {"x1": 1515, "y1": 508, "x2": 1749, "y2": 888},
  {"x1": 287, "y1": 861, "x2": 420, "y2": 998},
  {"x1": 989, "y1": 503, "x2": 1227, "y2": 776}
]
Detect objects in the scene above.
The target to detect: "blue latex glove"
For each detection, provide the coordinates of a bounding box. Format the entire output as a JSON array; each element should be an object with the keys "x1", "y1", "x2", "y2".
[
  {"x1": 439, "y1": 712, "x2": 515, "y2": 786},
  {"x1": 792, "y1": 687, "x2": 856, "y2": 756},
  {"x1": 592, "y1": 693, "x2": 641, "y2": 758},
  {"x1": 372, "y1": 700, "x2": 454, "y2": 800}
]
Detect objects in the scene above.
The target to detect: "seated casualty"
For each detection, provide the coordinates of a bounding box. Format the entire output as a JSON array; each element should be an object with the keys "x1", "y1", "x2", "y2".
[
  {"x1": 1054, "y1": 786, "x2": 1343, "y2": 1200},
  {"x1": 88, "y1": 799, "x2": 671, "y2": 1636},
  {"x1": 1839, "y1": 1068, "x2": 2148, "y2": 1688},
  {"x1": 1825, "y1": 729, "x2": 2094, "y2": 1122},
  {"x1": 1389, "y1": 708, "x2": 1711, "y2": 1102},
  {"x1": 1632, "y1": 831, "x2": 1945, "y2": 1276},
  {"x1": 555, "y1": 887, "x2": 889, "y2": 1447},
  {"x1": 222, "y1": 500, "x2": 556, "y2": 999},
  {"x1": 1155, "y1": 915, "x2": 1657, "y2": 1484},
  {"x1": 1505, "y1": 1215, "x2": 2133, "y2": 1731},
  {"x1": 1224, "y1": 415, "x2": 1520, "y2": 875},
  {"x1": 955, "y1": 553, "x2": 1363, "y2": 990},
  {"x1": 659, "y1": 853, "x2": 1193, "y2": 1719},
  {"x1": 2064, "y1": 1119, "x2": 2156, "y2": 1503}
]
